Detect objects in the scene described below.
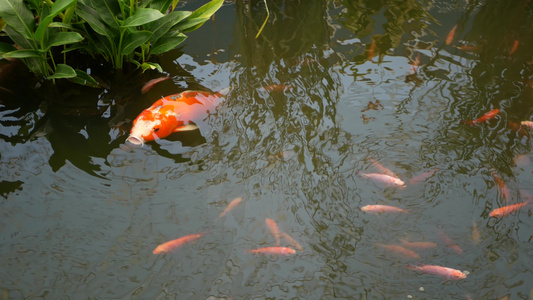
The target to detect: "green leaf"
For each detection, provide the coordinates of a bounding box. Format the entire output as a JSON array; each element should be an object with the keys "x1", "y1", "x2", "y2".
[
  {"x1": 149, "y1": 0, "x2": 172, "y2": 13},
  {"x1": 3, "y1": 25, "x2": 33, "y2": 48},
  {"x1": 0, "y1": 41, "x2": 16, "y2": 56},
  {"x1": 141, "y1": 62, "x2": 162, "y2": 73},
  {"x1": 44, "y1": 31, "x2": 83, "y2": 51},
  {"x1": 48, "y1": 63, "x2": 76, "y2": 79},
  {"x1": 121, "y1": 30, "x2": 152, "y2": 54},
  {"x1": 69, "y1": 69, "x2": 99, "y2": 87},
  {"x1": 3, "y1": 49, "x2": 41, "y2": 58},
  {"x1": 76, "y1": 3, "x2": 116, "y2": 37},
  {"x1": 122, "y1": 8, "x2": 164, "y2": 27},
  {"x1": 179, "y1": 0, "x2": 222, "y2": 32},
  {"x1": 35, "y1": 0, "x2": 78, "y2": 42},
  {"x1": 79, "y1": 0, "x2": 120, "y2": 28},
  {"x1": 0, "y1": 0, "x2": 35, "y2": 40},
  {"x1": 150, "y1": 32, "x2": 186, "y2": 55},
  {"x1": 148, "y1": 11, "x2": 190, "y2": 43}
]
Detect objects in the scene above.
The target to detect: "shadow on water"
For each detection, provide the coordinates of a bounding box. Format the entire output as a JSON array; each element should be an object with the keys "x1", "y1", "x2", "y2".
[{"x1": 2, "y1": 0, "x2": 533, "y2": 299}]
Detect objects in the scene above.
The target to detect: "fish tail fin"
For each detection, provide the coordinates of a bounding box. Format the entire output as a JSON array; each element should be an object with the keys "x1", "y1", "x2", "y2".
[{"x1": 215, "y1": 87, "x2": 232, "y2": 98}]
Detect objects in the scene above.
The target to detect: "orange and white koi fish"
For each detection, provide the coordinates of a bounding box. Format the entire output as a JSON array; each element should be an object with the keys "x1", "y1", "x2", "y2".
[
  {"x1": 153, "y1": 232, "x2": 205, "y2": 254},
  {"x1": 127, "y1": 88, "x2": 229, "y2": 146},
  {"x1": 409, "y1": 169, "x2": 438, "y2": 184},
  {"x1": 141, "y1": 76, "x2": 170, "y2": 94},
  {"x1": 358, "y1": 172, "x2": 405, "y2": 188},
  {"x1": 218, "y1": 197, "x2": 243, "y2": 218},
  {"x1": 492, "y1": 171, "x2": 510, "y2": 202},
  {"x1": 377, "y1": 243, "x2": 420, "y2": 259},
  {"x1": 521, "y1": 120, "x2": 533, "y2": 129},
  {"x1": 369, "y1": 158, "x2": 397, "y2": 178},
  {"x1": 246, "y1": 246, "x2": 296, "y2": 256},
  {"x1": 410, "y1": 53, "x2": 420, "y2": 74},
  {"x1": 265, "y1": 218, "x2": 281, "y2": 246},
  {"x1": 446, "y1": 25, "x2": 457, "y2": 45},
  {"x1": 279, "y1": 232, "x2": 303, "y2": 251},
  {"x1": 489, "y1": 202, "x2": 529, "y2": 217},
  {"x1": 462, "y1": 108, "x2": 499, "y2": 125},
  {"x1": 400, "y1": 239, "x2": 437, "y2": 249},
  {"x1": 361, "y1": 204, "x2": 408, "y2": 214},
  {"x1": 439, "y1": 230, "x2": 463, "y2": 255},
  {"x1": 407, "y1": 263, "x2": 467, "y2": 280}
]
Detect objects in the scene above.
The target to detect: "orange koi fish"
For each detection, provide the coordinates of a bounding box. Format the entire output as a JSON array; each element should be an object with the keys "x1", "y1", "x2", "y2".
[
  {"x1": 141, "y1": 76, "x2": 170, "y2": 94},
  {"x1": 377, "y1": 243, "x2": 420, "y2": 259},
  {"x1": 509, "y1": 40, "x2": 519, "y2": 56},
  {"x1": 446, "y1": 25, "x2": 457, "y2": 45},
  {"x1": 361, "y1": 204, "x2": 408, "y2": 214},
  {"x1": 462, "y1": 108, "x2": 499, "y2": 125},
  {"x1": 265, "y1": 218, "x2": 281, "y2": 246},
  {"x1": 247, "y1": 246, "x2": 296, "y2": 255},
  {"x1": 153, "y1": 232, "x2": 205, "y2": 254},
  {"x1": 407, "y1": 263, "x2": 467, "y2": 280},
  {"x1": 409, "y1": 169, "x2": 438, "y2": 184},
  {"x1": 367, "y1": 40, "x2": 375, "y2": 60},
  {"x1": 489, "y1": 202, "x2": 529, "y2": 217},
  {"x1": 400, "y1": 239, "x2": 437, "y2": 249},
  {"x1": 127, "y1": 88, "x2": 229, "y2": 146},
  {"x1": 439, "y1": 230, "x2": 463, "y2": 255},
  {"x1": 358, "y1": 172, "x2": 405, "y2": 188},
  {"x1": 279, "y1": 232, "x2": 303, "y2": 251},
  {"x1": 218, "y1": 197, "x2": 243, "y2": 218},
  {"x1": 492, "y1": 171, "x2": 510, "y2": 202}
]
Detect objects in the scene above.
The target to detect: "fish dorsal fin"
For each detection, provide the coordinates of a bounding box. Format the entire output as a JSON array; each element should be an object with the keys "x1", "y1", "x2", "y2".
[{"x1": 174, "y1": 124, "x2": 199, "y2": 132}]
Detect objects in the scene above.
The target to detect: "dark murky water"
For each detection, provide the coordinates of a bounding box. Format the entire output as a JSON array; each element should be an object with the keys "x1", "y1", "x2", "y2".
[{"x1": 2, "y1": 0, "x2": 533, "y2": 299}]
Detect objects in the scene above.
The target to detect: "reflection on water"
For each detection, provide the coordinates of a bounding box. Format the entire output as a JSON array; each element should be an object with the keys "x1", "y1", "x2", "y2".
[{"x1": 2, "y1": 0, "x2": 533, "y2": 298}]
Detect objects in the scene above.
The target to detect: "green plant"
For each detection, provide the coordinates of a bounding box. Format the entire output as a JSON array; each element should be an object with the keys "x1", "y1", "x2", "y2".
[{"x1": 0, "y1": 0, "x2": 223, "y2": 85}]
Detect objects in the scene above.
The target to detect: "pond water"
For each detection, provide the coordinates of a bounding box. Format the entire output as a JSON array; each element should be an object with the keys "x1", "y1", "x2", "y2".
[{"x1": 2, "y1": 0, "x2": 533, "y2": 299}]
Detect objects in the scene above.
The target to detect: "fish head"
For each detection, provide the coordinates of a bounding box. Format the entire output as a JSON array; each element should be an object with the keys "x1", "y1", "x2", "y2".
[
  {"x1": 393, "y1": 178, "x2": 406, "y2": 187},
  {"x1": 451, "y1": 270, "x2": 467, "y2": 280},
  {"x1": 489, "y1": 210, "x2": 502, "y2": 218},
  {"x1": 127, "y1": 103, "x2": 181, "y2": 146}
]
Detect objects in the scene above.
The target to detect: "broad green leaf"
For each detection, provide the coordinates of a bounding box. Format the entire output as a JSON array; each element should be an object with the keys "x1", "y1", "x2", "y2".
[
  {"x1": 148, "y1": 11, "x2": 190, "y2": 43},
  {"x1": 48, "y1": 22, "x2": 76, "y2": 30},
  {"x1": 121, "y1": 30, "x2": 151, "y2": 55},
  {"x1": 0, "y1": 41, "x2": 16, "y2": 55},
  {"x1": 149, "y1": 0, "x2": 172, "y2": 13},
  {"x1": 3, "y1": 25, "x2": 33, "y2": 48},
  {"x1": 48, "y1": 63, "x2": 76, "y2": 79},
  {"x1": 35, "y1": 0, "x2": 78, "y2": 42},
  {"x1": 141, "y1": 62, "x2": 162, "y2": 73},
  {"x1": 178, "y1": 0, "x2": 222, "y2": 33},
  {"x1": 69, "y1": 69, "x2": 99, "y2": 87},
  {"x1": 150, "y1": 32, "x2": 186, "y2": 55},
  {"x1": 80, "y1": 0, "x2": 120, "y2": 29},
  {"x1": 174, "y1": 16, "x2": 208, "y2": 33},
  {"x1": 76, "y1": 3, "x2": 116, "y2": 37},
  {"x1": 3, "y1": 49, "x2": 41, "y2": 58},
  {"x1": 122, "y1": 8, "x2": 164, "y2": 28},
  {"x1": 0, "y1": 0, "x2": 35, "y2": 40},
  {"x1": 44, "y1": 32, "x2": 83, "y2": 51}
]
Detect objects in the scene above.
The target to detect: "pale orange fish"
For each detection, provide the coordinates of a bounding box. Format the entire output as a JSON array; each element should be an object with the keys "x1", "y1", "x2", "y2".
[
  {"x1": 462, "y1": 108, "x2": 499, "y2": 125},
  {"x1": 456, "y1": 45, "x2": 481, "y2": 52},
  {"x1": 439, "y1": 230, "x2": 463, "y2": 255},
  {"x1": 218, "y1": 197, "x2": 243, "y2": 218},
  {"x1": 377, "y1": 243, "x2": 420, "y2": 259},
  {"x1": 446, "y1": 25, "x2": 457, "y2": 45},
  {"x1": 265, "y1": 218, "x2": 281, "y2": 246},
  {"x1": 409, "y1": 169, "x2": 438, "y2": 184},
  {"x1": 141, "y1": 76, "x2": 170, "y2": 94},
  {"x1": 521, "y1": 120, "x2": 533, "y2": 129},
  {"x1": 513, "y1": 154, "x2": 530, "y2": 168},
  {"x1": 369, "y1": 158, "x2": 397, "y2": 178},
  {"x1": 153, "y1": 232, "x2": 205, "y2": 254},
  {"x1": 358, "y1": 172, "x2": 405, "y2": 188},
  {"x1": 361, "y1": 204, "x2": 408, "y2": 214},
  {"x1": 471, "y1": 221, "x2": 481, "y2": 244},
  {"x1": 489, "y1": 202, "x2": 529, "y2": 217},
  {"x1": 247, "y1": 246, "x2": 296, "y2": 255},
  {"x1": 367, "y1": 40, "x2": 375, "y2": 60},
  {"x1": 492, "y1": 171, "x2": 510, "y2": 202},
  {"x1": 279, "y1": 232, "x2": 303, "y2": 251},
  {"x1": 509, "y1": 40, "x2": 519, "y2": 56},
  {"x1": 407, "y1": 263, "x2": 467, "y2": 280},
  {"x1": 400, "y1": 239, "x2": 437, "y2": 249},
  {"x1": 410, "y1": 53, "x2": 420, "y2": 74}
]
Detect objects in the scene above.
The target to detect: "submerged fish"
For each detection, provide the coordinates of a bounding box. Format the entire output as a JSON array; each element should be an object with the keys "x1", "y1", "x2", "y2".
[
  {"x1": 279, "y1": 232, "x2": 303, "y2": 251},
  {"x1": 489, "y1": 202, "x2": 529, "y2": 218},
  {"x1": 141, "y1": 76, "x2": 170, "y2": 94},
  {"x1": 246, "y1": 246, "x2": 296, "y2": 256},
  {"x1": 409, "y1": 169, "x2": 438, "y2": 184},
  {"x1": 400, "y1": 239, "x2": 437, "y2": 249},
  {"x1": 358, "y1": 172, "x2": 405, "y2": 188},
  {"x1": 446, "y1": 25, "x2": 457, "y2": 45},
  {"x1": 218, "y1": 197, "x2": 243, "y2": 218},
  {"x1": 377, "y1": 243, "x2": 420, "y2": 259},
  {"x1": 153, "y1": 232, "x2": 205, "y2": 254},
  {"x1": 462, "y1": 108, "x2": 499, "y2": 125},
  {"x1": 361, "y1": 204, "x2": 408, "y2": 214},
  {"x1": 407, "y1": 263, "x2": 467, "y2": 280},
  {"x1": 265, "y1": 218, "x2": 281, "y2": 246},
  {"x1": 127, "y1": 88, "x2": 229, "y2": 146}
]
